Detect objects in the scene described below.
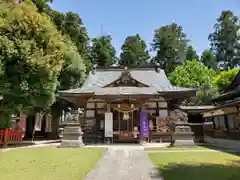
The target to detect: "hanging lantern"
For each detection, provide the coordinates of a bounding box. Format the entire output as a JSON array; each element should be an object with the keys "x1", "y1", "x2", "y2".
[{"x1": 123, "y1": 112, "x2": 129, "y2": 120}]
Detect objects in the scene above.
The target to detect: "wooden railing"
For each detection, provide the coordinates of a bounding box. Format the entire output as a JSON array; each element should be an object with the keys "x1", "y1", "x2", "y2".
[{"x1": 0, "y1": 129, "x2": 23, "y2": 145}]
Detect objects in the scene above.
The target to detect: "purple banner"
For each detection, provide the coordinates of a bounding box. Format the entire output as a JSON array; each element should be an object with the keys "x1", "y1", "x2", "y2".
[{"x1": 140, "y1": 111, "x2": 149, "y2": 137}]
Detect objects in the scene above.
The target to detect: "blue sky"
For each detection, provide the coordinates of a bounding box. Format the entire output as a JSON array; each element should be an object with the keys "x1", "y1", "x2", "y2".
[{"x1": 51, "y1": 0, "x2": 240, "y2": 56}]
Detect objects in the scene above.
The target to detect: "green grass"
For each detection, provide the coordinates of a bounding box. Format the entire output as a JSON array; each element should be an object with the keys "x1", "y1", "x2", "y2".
[
  {"x1": 149, "y1": 152, "x2": 240, "y2": 180},
  {"x1": 145, "y1": 146, "x2": 209, "y2": 151},
  {"x1": 0, "y1": 147, "x2": 105, "y2": 180}
]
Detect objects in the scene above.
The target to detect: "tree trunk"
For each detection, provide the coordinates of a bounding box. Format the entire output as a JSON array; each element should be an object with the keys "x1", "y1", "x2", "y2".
[{"x1": 50, "y1": 102, "x2": 61, "y2": 139}]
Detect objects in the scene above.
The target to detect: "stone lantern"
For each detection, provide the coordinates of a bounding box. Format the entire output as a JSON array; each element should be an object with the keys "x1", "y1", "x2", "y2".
[
  {"x1": 169, "y1": 109, "x2": 195, "y2": 147},
  {"x1": 59, "y1": 109, "x2": 84, "y2": 148}
]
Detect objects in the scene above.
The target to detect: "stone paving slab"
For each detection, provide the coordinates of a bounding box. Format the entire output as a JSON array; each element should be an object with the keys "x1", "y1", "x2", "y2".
[{"x1": 85, "y1": 146, "x2": 162, "y2": 180}]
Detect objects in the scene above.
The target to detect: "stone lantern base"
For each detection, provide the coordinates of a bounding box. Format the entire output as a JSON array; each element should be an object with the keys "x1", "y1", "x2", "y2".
[
  {"x1": 58, "y1": 123, "x2": 84, "y2": 148},
  {"x1": 170, "y1": 124, "x2": 196, "y2": 147}
]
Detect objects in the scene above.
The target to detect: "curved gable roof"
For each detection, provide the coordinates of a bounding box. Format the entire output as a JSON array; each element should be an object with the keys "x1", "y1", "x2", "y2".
[
  {"x1": 59, "y1": 67, "x2": 195, "y2": 94},
  {"x1": 81, "y1": 68, "x2": 173, "y2": 90}
]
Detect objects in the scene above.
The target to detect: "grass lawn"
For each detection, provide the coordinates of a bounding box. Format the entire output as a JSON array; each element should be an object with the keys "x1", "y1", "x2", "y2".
[
  {"x1": 145, "y1": 146, "x2": 209, "y2": 151},
  {"x1": 0, "y1": 147, "x2": 105, "y2": 180},
  {"x1": 149, "y1": 152, "x2": 240, "y2": 180}
]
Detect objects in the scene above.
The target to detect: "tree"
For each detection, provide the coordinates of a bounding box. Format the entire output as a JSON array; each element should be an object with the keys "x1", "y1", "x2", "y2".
[
  {"x1": 0, "y1": 1, "x2": 67, "y2": 119},
  {"x1": 58, "y1": 40, "x2": 86, "y2": 91},
  {"x1": 32, "y1": 0, "x2": 52, "y2": 13},
  {"x1": 169, "y1": 60, "x2": 216, "y2": 88},
  {"x1": 30, "y1": 1, "x2": 91, "y2": 73},
  {"x1": 212, "y1": 68, "x2": 239, "y2": 93},
  {"x1": 119, "y1": 34, "x2": 150, "y2": 66},
  {"x1": 186, "y1": 45, "x2": 199, "y2": 61},
  {"x1": 208, "y1": 10, "x2": 240, "y2": 68},
  {"x1": 90, "y1": 35, "x2": 117, "y2": 67},
  {"x1": 152, "y1": 23, "x2": 189, "y2": 74},
  {"x1": 169, "y1": 60, "x2": 217, "y2": 104},
  {"x1": 51, "y1": 11, "x2": 91, "y2": 71},
  {"x1": 200, "y1": 49, "x2": 217, "y2": 69}
]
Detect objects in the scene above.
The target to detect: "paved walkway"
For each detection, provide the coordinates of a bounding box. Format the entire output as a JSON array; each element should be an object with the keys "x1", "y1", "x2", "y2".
[
  {"x1": 85, "y1": 146, "x2": 162, "y2": 180},
  {"x1": 146, "y1": 149, "x2": 240, "y2": 153}
]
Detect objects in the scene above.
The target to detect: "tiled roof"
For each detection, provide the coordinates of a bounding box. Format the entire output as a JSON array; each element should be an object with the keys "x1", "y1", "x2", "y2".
[{"x1": 59, "y1": 68, "x2": 195, "y2": 95}]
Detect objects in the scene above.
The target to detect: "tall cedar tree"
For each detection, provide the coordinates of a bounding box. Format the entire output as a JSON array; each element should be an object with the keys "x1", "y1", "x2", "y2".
[
  {"x1": 119, "y1": 34, "x2": 150, "y2": 67},
  {"x1": 209, "y1": 10, "x2": 240, "y2": 68},
  {"x1": 90, "y1": 35, "x2": 117, "y2": 67},
  {"x1": 152, "y1": 23, "x2": 189, "y2": 74},
  {"x1": 186, "y1": 45, "x2": 199, "y2": 61},
  {"x1": 200, "y1": 49, "x2": 217, "y2": 69}
]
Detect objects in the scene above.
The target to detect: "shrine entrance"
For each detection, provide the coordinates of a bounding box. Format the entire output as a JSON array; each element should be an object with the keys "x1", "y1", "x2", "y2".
[
  {"x1": 112, "y1": 109, "x2": 140, "y2": 142},
  {"x1": 110, "y1": 99, "x2": 142, "y2": 143}
]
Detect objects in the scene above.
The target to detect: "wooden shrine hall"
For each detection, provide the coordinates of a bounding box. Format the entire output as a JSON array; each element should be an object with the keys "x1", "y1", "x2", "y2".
[{"x1": 59, "y1": 65, "x2": 196, "y2": 143}]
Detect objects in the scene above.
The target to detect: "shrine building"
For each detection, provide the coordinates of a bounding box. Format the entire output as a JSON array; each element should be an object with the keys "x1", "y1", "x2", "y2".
[{"x1": 59, "y1": 65, "x2": 196, "y2": 143}]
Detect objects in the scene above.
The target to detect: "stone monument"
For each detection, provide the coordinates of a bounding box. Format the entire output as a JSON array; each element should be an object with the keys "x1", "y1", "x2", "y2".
[
  {"x1": 169, "y1": 109, "x2": 196, "y2": 147},
  {"x1": 59, "y1": 109, "x2": 84, "y2": 148}
]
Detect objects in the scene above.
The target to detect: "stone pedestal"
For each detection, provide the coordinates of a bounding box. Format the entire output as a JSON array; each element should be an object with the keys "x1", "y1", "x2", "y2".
[
  {"x1": 59, "y1": 112, "x2": 84, "y2": 148},
  {"x1": 170, "y1": 123, "x2": 196, "y2": 147}
]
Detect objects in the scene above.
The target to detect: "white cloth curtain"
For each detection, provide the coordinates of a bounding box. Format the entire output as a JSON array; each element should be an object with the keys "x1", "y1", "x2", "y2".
[
  {"x1": 34, "y1": 113, "x2": 42, "y2": 131},
  {"x1": 45, "y1": 114, "x2": 52, "y2": 132}
]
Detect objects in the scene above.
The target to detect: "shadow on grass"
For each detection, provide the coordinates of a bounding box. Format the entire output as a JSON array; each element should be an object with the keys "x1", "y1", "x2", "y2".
[{"x1": 154, "y1": 160, "x2": 240, "y2": 180}]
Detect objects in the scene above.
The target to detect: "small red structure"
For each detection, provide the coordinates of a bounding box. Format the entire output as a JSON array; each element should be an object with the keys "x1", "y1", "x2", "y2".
[{"x1": 0, "y1": 129, "x2": 23, "y2": 146}]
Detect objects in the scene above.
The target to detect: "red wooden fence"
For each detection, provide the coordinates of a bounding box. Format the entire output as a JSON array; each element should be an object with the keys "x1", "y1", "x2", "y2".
[{"x1": 0, "y1": 129, "x2": 23, "y2": 145}]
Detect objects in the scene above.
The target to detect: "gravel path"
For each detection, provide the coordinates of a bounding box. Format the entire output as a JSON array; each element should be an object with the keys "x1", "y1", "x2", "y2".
[{"x1": 85, "y1": 146, "x2": 162, "y2": 180}]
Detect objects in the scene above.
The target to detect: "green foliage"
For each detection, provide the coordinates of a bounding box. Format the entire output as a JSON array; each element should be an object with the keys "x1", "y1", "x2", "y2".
[
  {"x1": 32, "y1": 1, "x2": 88, "y2": 89},
  {"x1": 169, "y1": 60, "x2": 217, "y2": 105},
  {"x1": 58, "y1": 39, "x2": 86, "y2": 90},
  {"x1": 0, "y1": 1, "x2": 66, "y2": 114},
  {"x1": 49, "y1": 11, "x2": 91, "y2": 72},
  {"x1": 152, "y1": 23, "x2": 189, "y2": 74},
  {"x1": 209, "y1": 10, "x2": 240, "y2": 68},
  {"x1": 185, "y1": 45, "x2": 199, "y2": 61},
  {"x1": 195, "y1": 85, "x2": 219, "y2": 105},
  {"x1": 32, "y1": 0, "x2": 52, "y2": 13},
  {"x1": 212, "y1": 68, "x2": 240, "y2": 92},
  {"x1": 169, "y1": 60, "x2": 216, "y2": 88},
  {"x1": 200, "y1": 49, "x2": 217, "y2": 69},
  {"x1": 0, "y1": 114, "x2": 11, "y2": 128},
  {"x1": 119, "y1": 34, "x2": 150, "y2": 66},
  {"x1": 90, "y1": 35, "x2": 117, "y2": 67}
]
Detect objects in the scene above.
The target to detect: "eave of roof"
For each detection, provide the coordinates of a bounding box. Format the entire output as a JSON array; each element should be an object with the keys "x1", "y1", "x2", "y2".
[
  {"x1": 201, "y1": 99, "x2": 240, "y2": 114},
  {"x1": 180, "y1": 105, "x2": 216, "y2": 110},
  {"x1": 212, "y1": 86, "x2": 240, "y2": 102},
  {"x1": 59, "y1": 86, "x2": 196, "y2": 96}
]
